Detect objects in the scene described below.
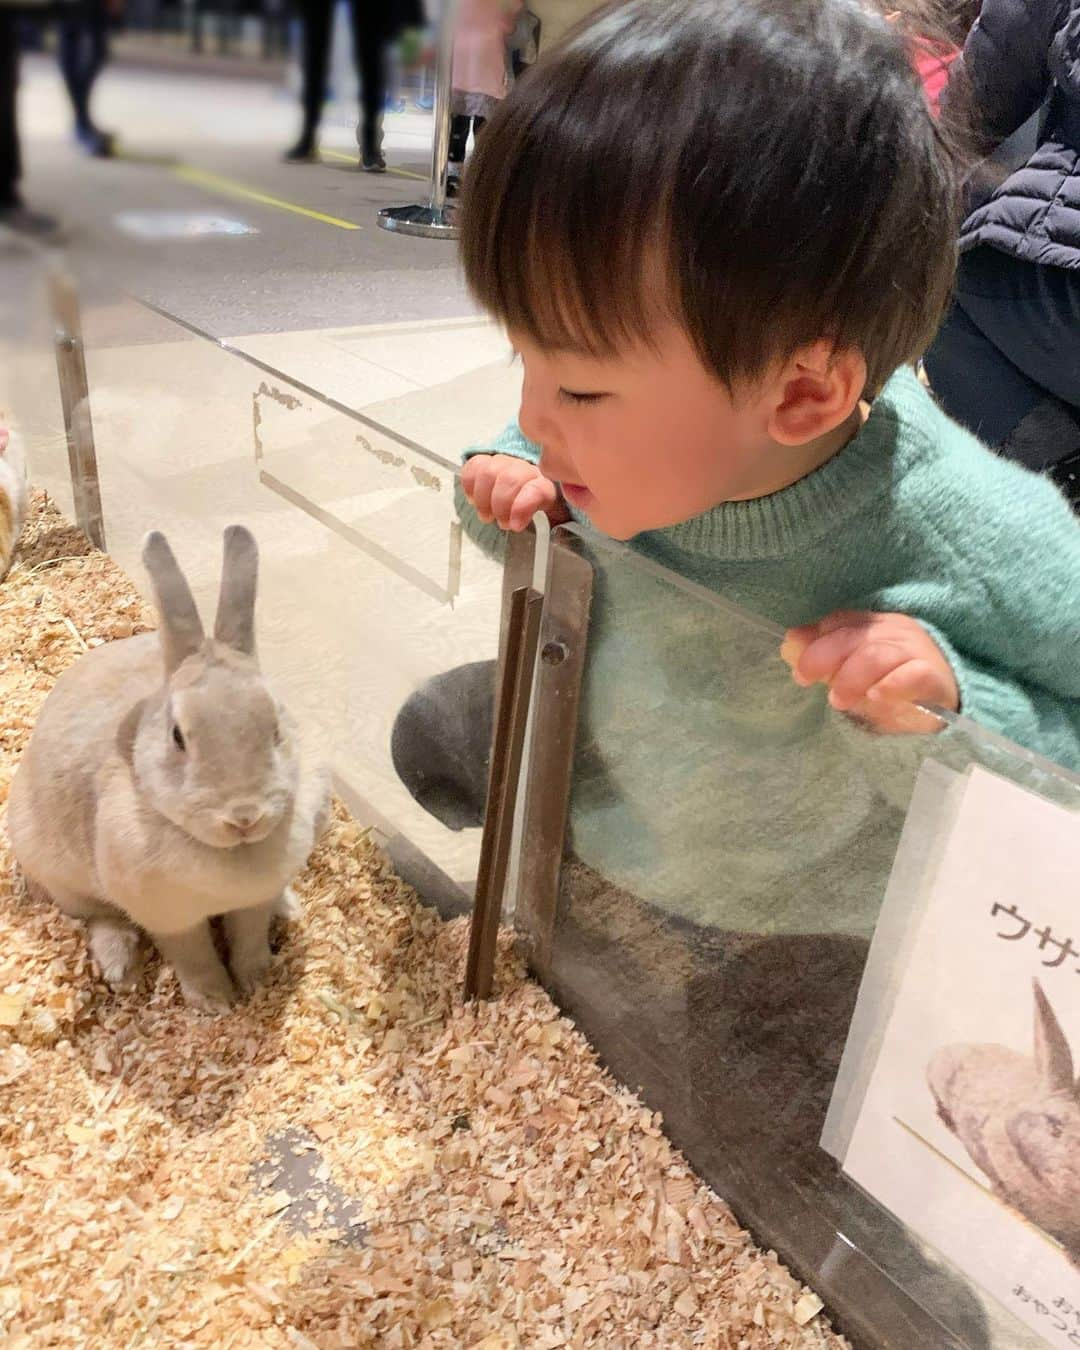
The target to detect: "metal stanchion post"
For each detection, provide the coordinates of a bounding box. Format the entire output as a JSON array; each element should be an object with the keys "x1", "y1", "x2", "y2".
[{"x1": 378, "y1": 0, "x2": 460, "y2": 239}]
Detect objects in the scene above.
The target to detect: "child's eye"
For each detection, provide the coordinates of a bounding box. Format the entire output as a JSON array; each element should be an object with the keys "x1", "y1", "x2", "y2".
[{"x1": 558, "y1": 389, "x2": 607, "y2": 406}]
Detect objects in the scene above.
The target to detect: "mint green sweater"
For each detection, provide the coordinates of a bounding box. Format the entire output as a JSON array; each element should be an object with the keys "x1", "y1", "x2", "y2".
[{"x1": 459, "y1": 368, "x2": 1080, "y2": 935}]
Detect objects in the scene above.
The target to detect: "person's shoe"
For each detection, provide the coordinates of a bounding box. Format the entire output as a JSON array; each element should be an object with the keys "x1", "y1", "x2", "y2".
[
  {"x1": 75, "y1": 124, "x2": 115, "y2": 158},
  {"x1": 284, "y1": 133, "x2": 318, "y2": 163},
  {"x1": 446, "y1": 172, "x2": 461, "y2": 198},
  {"x1": 0, "y1": 200, "x2": 63, "y2": 240},
  {"x1": 361, "y1": 149, "x2": 387, "y2": 173}
]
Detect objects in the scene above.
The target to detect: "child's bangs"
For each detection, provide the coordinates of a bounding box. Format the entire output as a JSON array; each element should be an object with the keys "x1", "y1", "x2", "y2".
[
  {"x1": 459, "y1": 19, "x2": 679, "y2": 360},
  {"x1": 467, "y1": 181, "x2": 670, "y2": 360}
]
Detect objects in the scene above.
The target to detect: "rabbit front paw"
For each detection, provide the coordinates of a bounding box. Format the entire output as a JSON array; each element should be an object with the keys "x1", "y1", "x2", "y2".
[
  {"x1": 179, "y1": 969, "x2": 237, "y2": 1014},
  {"x1": 274, "y1": 886, "x2": 301, "y2": 921},
  {"x1": 88, "y1": 918, "x2": 146, "y2": 992},
  {"x1": 153, "y1": 921, "x2": 237, "y2": 1014},
  {"x1": 224, "y1": 901, "x2": 276, "y2": 997},
  {"x1": 231, "y1": 944, "x2": 273, "y2": 996}
]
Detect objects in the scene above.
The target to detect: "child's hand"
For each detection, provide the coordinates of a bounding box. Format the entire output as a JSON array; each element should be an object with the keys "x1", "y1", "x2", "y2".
[
  {"x1": 461, "y1": 454, "x2": 571, "y2": 533},
  {"x1": 780, "y1": 611, "x2": 959, "y2": 734}
]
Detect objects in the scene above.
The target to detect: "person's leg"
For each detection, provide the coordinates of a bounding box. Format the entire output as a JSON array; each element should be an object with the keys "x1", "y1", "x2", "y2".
[
  {"x1": 959, "y1": 248, "x2": 1080, "y2": 417},
  {"x1": 83, "y1": 0, "x2": 111, "y2": 113},
  {"x1": 351, "y1": 0, "x2": 387, "y2": 166},
  {"x1": 0, "y1": 12, "x2": 21, "y2": 208},
  {"x1": 57, "y1": 13, "x2": 89, "y2": 129},
  {"x1": 923, "y1": 300, "x2": 1045, "y2": 446},
  {"x1": 286, "y1": 0, "x2": 331, "y2": 157},
  {"x1": 446, "y1": 113, "x2": 469, "y2": 196},
  {"x1": 59, "y1": 0, "x2": 113, "y2": 153},
  {"x1": 390, "y1": 661, "x2": 495, "y2": 832},
  {"x1": 925, "y1": 246, "x2": 1080, "y2": 451},
  {"x1": 448, "y1": 113, "x2": 470, "y2": 165},
  {"x1": 0, "y1": 17, "x2": 58, "y2": 234}
]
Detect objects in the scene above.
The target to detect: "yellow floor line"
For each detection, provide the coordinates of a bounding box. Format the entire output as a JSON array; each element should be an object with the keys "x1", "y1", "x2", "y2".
[
  {"x1": 320, "y1": 147, "x2": 429, "y2": 182},
  {"x1": 172, "y1": 164, "x2": 364, "y2": 230}
]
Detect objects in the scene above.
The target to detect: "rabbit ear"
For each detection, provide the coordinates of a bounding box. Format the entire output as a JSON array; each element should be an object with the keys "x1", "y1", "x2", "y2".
[
  {"x1": 142, "y1": 532, "x2": 205, "y2": 674},
  {"x1": 213, "y1": 525, "x2": 258, "y2": 657},
  {"x1": 1033, "y1": 980, "x2": 1075, "y2": 1095}
]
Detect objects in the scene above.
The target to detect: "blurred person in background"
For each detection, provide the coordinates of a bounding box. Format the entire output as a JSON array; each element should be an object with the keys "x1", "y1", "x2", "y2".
[
  {"x1": 57, "y1": 0, "x2": 119, "y2": 157},
  {"x1": 1, "y1": 7, "x2": 21, "y2": 217},
  {"x1": 924, "y1": 0, "x2": 1080, "y2": 494},
  {"x1": 1, "y1": 8, "x2": 59, "y2": 233},
  {"x1": 447, "y1": 0, "x2": 522, "y2": 196},
  {"x1": 285, "y1": 0, "x2": 423, "y2": 170}
]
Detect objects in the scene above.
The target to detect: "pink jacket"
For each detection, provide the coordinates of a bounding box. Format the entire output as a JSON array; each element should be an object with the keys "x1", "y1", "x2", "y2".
[{"x1": 453, "y1": 0, "x2": 523, "y2": 101}]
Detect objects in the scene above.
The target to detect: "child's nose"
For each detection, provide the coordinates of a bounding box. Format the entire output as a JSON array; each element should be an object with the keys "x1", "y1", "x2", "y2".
[{"x1": 518, "y1": 395, "x2": 562, "y2": 455}]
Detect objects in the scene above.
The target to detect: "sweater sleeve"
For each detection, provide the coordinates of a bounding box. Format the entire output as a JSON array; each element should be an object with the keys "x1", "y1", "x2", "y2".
[
  {"x1": 454, "y1": 419, "x2": 544, "y2": 561},
  {"x1": 461, "y1": 419, "x2": 542, "y2": 467},
  {"x1": 898, "y1": 471, "x2": 1080, "y2": 774},
  {"x1": 921, "y1": 622, "x2": 1080, "y2": 773}
]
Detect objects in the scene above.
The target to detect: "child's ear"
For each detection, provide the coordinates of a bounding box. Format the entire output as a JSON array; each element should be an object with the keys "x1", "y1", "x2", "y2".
[{"x1": 767, "y1": 344, "x2": 867, "y2": 446}]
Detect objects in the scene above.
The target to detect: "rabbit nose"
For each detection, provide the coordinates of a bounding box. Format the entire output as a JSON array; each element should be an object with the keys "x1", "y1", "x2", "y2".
[{"x1": 227, "y1": 803, "x2": 264, "y2": 833}]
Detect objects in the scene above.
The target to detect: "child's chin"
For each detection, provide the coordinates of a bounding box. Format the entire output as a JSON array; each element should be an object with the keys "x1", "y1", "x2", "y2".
[{"x1": 601, "y1": 520, "x2": 641, "y2": 542}]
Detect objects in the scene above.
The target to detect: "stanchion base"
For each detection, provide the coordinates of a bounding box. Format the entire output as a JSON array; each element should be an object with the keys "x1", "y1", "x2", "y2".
[{"x1": 377, "y1": 203, "x2": 459, "y2": 239}]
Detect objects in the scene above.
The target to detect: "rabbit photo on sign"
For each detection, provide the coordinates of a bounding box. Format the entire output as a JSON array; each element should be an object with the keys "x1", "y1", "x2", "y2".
[
  {"x1": 6, "y1": 526, "x2": 329, "y2": 1012},
  {"x1": 927, "y1": 980, "x2": 1080, "y2": 1266}
]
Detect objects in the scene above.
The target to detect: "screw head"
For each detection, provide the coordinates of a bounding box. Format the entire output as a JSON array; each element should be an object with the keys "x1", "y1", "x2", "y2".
[{"x1": 541, "y1": 641, "x2": 568, "y2": 666}]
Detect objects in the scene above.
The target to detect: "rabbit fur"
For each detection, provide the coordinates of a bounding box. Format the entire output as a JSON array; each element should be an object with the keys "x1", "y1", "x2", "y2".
[
  {"x1": 927, "y1": 980, "x2": 1080, "y2": 1264},
  {"x1": 0, "y1": 427, "x2": 28, "y2": 580},
  {"x1": 6, "y1": 526, "x2": 329, "y2": 1012}
]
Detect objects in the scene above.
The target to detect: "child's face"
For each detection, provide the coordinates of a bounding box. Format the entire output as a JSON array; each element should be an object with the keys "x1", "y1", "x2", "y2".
[{"x1": 513, "y1": 324, "x2": 786, "y2": 540}]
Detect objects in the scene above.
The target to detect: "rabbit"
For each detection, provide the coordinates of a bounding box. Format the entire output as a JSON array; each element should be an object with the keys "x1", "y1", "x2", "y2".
[
  {"x1": 0, "y1": 426, "x2": 28, "y2": 579},
  {"x1": 6, "y1": 526, "x2": 330, "y2": 1012},
  {"x1": 927, "y1": 979, "x2": 1080, "y2": 1265}
]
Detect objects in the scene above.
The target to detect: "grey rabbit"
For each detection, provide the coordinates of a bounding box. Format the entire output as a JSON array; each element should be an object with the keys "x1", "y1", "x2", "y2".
[
  {"x1": 927, "y1": 979, "x2": 1080, "y2": 1264},
  {"x1": 6, "y1": 526, "x2": 329, "y2": 1011}
]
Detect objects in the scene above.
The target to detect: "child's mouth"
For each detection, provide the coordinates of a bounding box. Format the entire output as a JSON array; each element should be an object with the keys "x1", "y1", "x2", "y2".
[{"x1": 560, "y1": 483, "x2": 593, "y2": 509}]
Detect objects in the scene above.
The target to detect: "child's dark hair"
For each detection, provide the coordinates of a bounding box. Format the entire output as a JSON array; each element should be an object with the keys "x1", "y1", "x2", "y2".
[{"x1": 460, "y1": 0, "x2": 963, "y2": 396}]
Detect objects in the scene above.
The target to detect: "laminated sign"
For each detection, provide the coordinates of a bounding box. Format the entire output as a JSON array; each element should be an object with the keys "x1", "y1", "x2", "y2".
[{"x1": 834, "y1": 765, "x2": 1080, "y2": 1348}]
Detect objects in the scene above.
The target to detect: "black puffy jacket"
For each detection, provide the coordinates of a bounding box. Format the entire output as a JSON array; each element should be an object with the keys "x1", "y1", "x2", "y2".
[{"x1": 956, "y1": 0, "x2": 1080, "y2": 268}]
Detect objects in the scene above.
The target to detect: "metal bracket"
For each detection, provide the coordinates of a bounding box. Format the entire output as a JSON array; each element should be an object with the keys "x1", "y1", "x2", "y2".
[
  {"x1": 464, "y1": 583, "x2": 543, "y2": 1000},
  {"x1": 512, "y1": 528, "x2": 594, "y2": 982}
]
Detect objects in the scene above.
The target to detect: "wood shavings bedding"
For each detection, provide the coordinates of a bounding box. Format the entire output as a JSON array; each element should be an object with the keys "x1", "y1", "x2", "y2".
[{"x1": 0, "y1": 492, "x2": 849, "y2": 1349}]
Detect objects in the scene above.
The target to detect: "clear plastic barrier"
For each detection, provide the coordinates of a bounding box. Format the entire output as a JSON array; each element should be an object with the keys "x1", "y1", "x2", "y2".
[
  {"x1": 8, "y1": 293, "x2": 505, "y2": 912},
  {"x1": 535, "y1": 526, "x2": 1080, "y2": 1350}
]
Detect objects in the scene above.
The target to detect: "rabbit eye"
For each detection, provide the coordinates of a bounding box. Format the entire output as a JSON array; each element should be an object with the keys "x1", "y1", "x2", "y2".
[{"x1": 172, "y1": 725, "x2": 186, "y2": 752}]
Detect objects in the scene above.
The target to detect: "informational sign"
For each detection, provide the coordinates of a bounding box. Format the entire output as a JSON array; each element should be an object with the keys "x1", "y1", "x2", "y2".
[{"x1": 838, "y1": 766, "x2": 1080, "y2": 1348}]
